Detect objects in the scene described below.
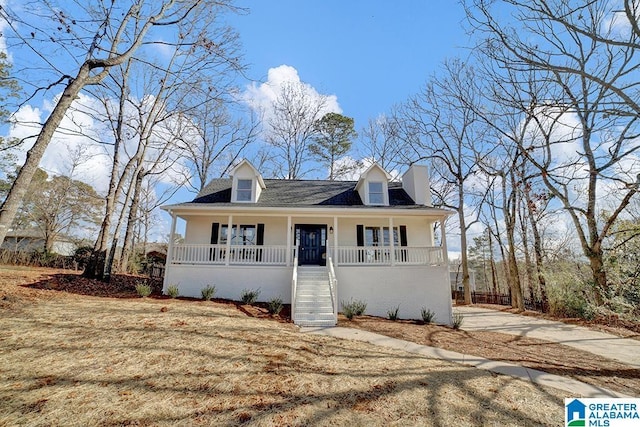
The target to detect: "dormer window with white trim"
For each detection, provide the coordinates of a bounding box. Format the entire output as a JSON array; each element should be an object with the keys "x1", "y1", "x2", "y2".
[
  {"x1": 229, "y1": 159, "x2": 266, "y2": 203},
  {"x1": 355, "y1": 162, "x2": 391, "y2": 206},
  {"x1": 236, "y1": 179, "x2": 252, "y2": 202},
  {"x1": 368, "y1": 182, "x2": 384, "y2": 205}
]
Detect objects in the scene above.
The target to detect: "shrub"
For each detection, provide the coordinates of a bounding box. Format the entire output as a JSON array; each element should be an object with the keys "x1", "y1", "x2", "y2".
[
  {"x1": 341, "y1": 299, "x2": 367, "y2": 320},
  {"x1": 421, "y1": 307, "x2": 435, "y2": 324},
  {"x1": 452, "y1": 311, "x2": 464, "y2": 330},
  {"x1": 241, "y1": 288, "x2": 261, "y2": 304},
  {"x1": 201, "y1": 284, "x2": 216, "y2": 301},
  {"x1": 166, "y1": 284, "x2": 179, "y2": 298},
  {"x1": 268, "y1": 297, "x2": 283, "y2": 315},
  {"x1": 547, "y1": 275, "x2": 595, "y2": 320},
  {"x1": 135, "y1": 281, "x2": 152, "y2": 297},
  {"x1": 387, "y1": 305, "x2": 400, "y2": 321}
]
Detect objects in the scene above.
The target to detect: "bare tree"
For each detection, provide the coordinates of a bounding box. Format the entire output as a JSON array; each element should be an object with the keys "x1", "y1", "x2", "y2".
[
  {"x1": 3, "y1": 156, "x2": 103, "y2": 253},
  {"x1": 400, "y1": 59, "x2": 490, "y2": 305},
  {"x1": 0, "y1": 0, "x2": 229, "y2": 248},
  {"x1": 467, "y1": 0, "x2": 640, "y2": 116},
  {"x1": 177, "y1": 98, "x2": 258, "y2": 192},
  {"x1": 467, "y1": 0, "x2": 640, "y2": 302},
  {"x1": 0, "y1": 52, "x2": 21, "y2": 161},
  {"x1": 74, "y1": 1, "x2": 245, "y2": 278},
  {"x1": 265, "y1": 82, "x2": 329, "y2": 179},
  {"x1": 359, "y1": 113, "x2": 409, "y2": 173},
  {"x1": 476, "y1": 147, "x2": 526, "y2": 310}
]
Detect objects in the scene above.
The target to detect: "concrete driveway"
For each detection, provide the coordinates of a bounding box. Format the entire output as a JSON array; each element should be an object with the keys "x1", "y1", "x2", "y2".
[{"x1": 455, "y1": 306, "x2": 640, "y2": 368}]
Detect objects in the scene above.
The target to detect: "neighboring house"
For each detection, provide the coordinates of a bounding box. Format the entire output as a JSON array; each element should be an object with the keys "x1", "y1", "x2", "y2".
[
  {"x1": 1, "y1": 229, "x2": 76, "y2": 256},
  {"x1": 449, "y1": 265, "x2": 477, "y2": 292},
  {"x1": 162, "y1": 160, "x2": 454, "y2": 326}
]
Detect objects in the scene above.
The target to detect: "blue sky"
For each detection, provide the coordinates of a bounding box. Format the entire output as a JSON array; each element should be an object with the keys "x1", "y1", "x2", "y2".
[
  {"x1": 228, "y1": 0, "x2": 470, "y2": 131},
  {"x1": 0, "y1": 0, "x2": 474, "y2": 247}
]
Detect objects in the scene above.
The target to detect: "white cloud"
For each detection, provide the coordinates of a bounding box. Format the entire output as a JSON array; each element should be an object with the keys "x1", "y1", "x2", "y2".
[
  {"x1": 5, "y1": 93, "x2": 115, "y2": 193},
  {"x1": 5, "y1": 89, "x2": 201, "y2": 195},
  {"x1": 524, "y1": 106, "x2": 583, "y2": 162},
  {"x1": 602, "y1": 1, "x2": 636, "y2": 38},
  {"x1": 242, "y1": 64, "x2": 341, "y2": 124},
  {"x1": 8, "y1": 104, "x2": 41, "y2": 141},
  {"x1": 326, "y1": 155, "x2": 361, "y2": 181}
]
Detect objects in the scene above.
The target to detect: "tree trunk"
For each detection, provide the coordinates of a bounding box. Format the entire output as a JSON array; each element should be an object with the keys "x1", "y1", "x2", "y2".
[
  {"x1": 44, "y1": 233, "x2": 54, "y2": 253},
  {"x1": 488, "y1": 228, "x2": 499, "y2": 294},
  {"x1": 524, "y1": 189, "x2": 549, "y2": 312},
  {"x1": 505, "y1": 172, "x2": 524, "y2": 310},
  {"x1": 84, "y1": 63, "x2": 131, "y2": 279},
  {"x1": 105, "y1": 165, "x2": 138, "y2": 276},
  {"x1": 458, "y1": 195, "x2": 472, "y2": 305},
  {"x1": 587, "y1": 246, "x2": 608, "y2": 305},
  {"x1": 519, "y1": 201, "x2": 535, "y2": 308},
  {"x1": 119, "y1": 169, "x2": 145, "y2": 274},
  {"x1": 0, "y1": 65, "x2": 90, "y2": 246},
  {"x1": 506, "y1": 240, "x2": 524, "y2": 309}
]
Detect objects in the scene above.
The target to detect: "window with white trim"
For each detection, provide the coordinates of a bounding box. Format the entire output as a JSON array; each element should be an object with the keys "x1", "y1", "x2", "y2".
[
  {"x1": 368, "y1": 181, "x2": 384, "y2": 204},
  {"x1": 236, "y1": 179, "x2": 252, "y2": 201},
  {"x1": 365, "y1": 226, "x2": 399, "y2": 247},
  {"x1": 220, "y1": 224, "x2": 256, "y2": 245}
]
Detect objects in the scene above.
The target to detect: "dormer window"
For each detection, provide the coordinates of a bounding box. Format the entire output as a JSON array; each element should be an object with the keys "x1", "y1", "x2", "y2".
[
  {"x1": 236, "y1": 179, "x2": 252, "y2": 202},
  {"x1": 368, "y1": 182, "x2": 384, "y2": 205},
  {"x1": 229, "y1": 159, "x2": 266, "y2": 203},
  {"x1": 355, "y1": 162, "x2": 391, "y2": 206}
]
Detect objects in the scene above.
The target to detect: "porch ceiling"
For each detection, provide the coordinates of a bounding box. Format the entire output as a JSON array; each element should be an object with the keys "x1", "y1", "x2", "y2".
[{"x1": 162, "y1": 204, "x2": 453, "y2": 220}]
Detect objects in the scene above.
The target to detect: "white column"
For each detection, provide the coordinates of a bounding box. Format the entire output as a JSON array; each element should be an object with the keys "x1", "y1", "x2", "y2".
[
  {"x1": 440, "y1": 216, "x2": 448, "y2": 266},
  {"x1": 389, "y1": 217, "x2": 396, "y2": 266},
  {"x1": 225, "y1": 215, "x2": 233, "y2": 266},
  {"x1": 286, "y1": 216, "x2": 292, "y2": 266},
  {"x1": 333, "y1": 216, "x2": 338, "y2": 258},
  {"x1": 166, "y1": 212, "x2": 177, "y2": 266},
  {"x1": 163, "y1": 212, "x2": 177, "y2": 292}
]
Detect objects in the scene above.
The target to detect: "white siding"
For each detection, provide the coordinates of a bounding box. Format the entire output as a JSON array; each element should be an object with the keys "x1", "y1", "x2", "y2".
[
  {"x1": 336, "y1": 265, "x2": 452, "y2": 324},
  {"x1": 335, "y1": 217, "x2": 434, "y2": 246},
  {"x1": 185, "y1": 216, "x2": 287, "y2": 245},
  {"x1": 401, "y1": 164, "x2": 431, "y2": 206},
  {"x1": 164, "y1": 263, "x2": 452, "y2": 324},
  {"x1": 164, "y1": 265, "x2": 293, "y2": 303}
]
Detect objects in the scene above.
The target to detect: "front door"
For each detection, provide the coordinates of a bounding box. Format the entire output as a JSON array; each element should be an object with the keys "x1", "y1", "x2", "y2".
[{"x1": 296, "y1": 224, "x2": 326, "y2": 266}]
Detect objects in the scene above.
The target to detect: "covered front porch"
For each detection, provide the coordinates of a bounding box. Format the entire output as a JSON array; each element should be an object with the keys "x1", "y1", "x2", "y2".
[
  {"x1": 162, "y1": 209, "x2": 452, "y2": 324},
  {"x1": 165, "y1": 212, "x2": 449, "y2": 268}
]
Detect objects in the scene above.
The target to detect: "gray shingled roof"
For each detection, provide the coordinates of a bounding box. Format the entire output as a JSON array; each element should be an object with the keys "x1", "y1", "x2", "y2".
[{"x1": 185, "y1": 178, "x2": 424, "y2": 209}]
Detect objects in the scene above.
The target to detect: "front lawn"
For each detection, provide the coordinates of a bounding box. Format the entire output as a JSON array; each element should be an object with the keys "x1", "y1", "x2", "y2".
[{"x1": 0, "y1": 266, "x2": 565, "y2": 426}]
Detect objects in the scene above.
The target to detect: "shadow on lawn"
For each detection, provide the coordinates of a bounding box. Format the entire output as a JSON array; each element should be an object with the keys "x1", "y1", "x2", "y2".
[{"x1": 2, "y1": 303, "x2": 563, "y2": 427}]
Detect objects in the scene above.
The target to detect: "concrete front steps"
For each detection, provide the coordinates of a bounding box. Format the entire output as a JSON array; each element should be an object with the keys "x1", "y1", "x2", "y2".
[{"x1": 293, "y1": 266, "x2": 336, "y2": 327}]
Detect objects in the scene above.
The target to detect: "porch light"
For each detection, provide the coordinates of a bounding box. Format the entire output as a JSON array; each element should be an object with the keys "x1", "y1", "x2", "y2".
[{"x1": 329, "y1": 226, "x2": 333, "y2": 234}]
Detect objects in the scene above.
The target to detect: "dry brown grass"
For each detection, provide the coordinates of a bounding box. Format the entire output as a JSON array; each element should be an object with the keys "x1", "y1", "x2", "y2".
[
  {"x1": 0, "y1": 266, "x2": 567, "y2": 426},
  {"x1": 340, "y1": 316, "x2": 640, "y2": 397}
]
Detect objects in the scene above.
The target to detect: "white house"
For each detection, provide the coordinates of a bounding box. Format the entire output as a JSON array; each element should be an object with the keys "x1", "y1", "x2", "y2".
[
  {"x1": 2, "y1": 229, "x2": 77, "y2": 256},
  {"x1": 162, "y1": 160, "x2": 454, "y2": 326}
]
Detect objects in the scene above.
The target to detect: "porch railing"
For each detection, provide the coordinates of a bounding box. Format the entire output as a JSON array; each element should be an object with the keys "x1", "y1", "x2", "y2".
[
  {"x1": 291, "y1": 245, "x2": 299, "y2": 320},
  {"x1": 170, "y1": 244, "x2": 289, "y2": 265},
  {"x1": 170, "y1": 244, "x2": 445, "y2": 267},
  {"x1": 334, "y1": 246, "x2": 445, "y2": 266},
  {"x1": 327, "y1": 245, "x2": 338, "y2": 320}
]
